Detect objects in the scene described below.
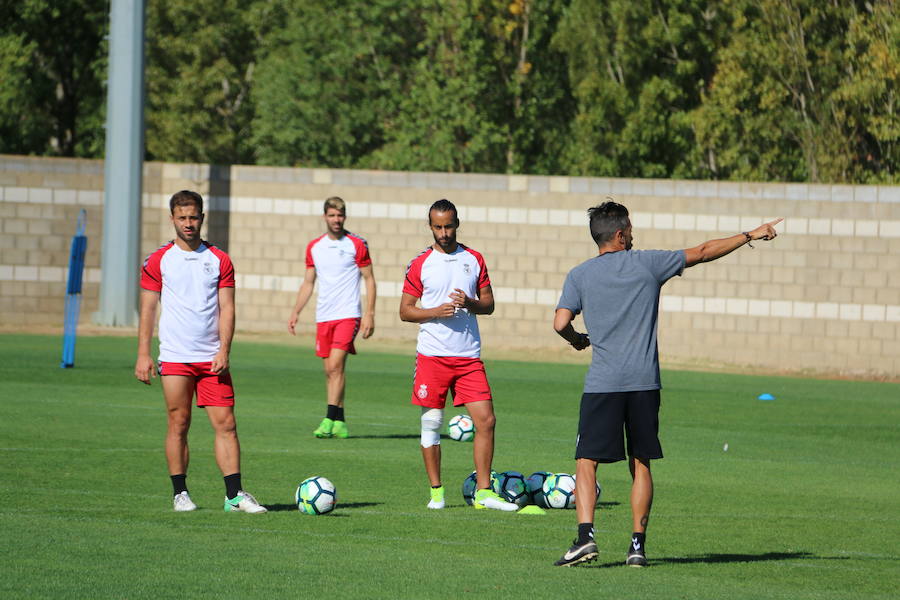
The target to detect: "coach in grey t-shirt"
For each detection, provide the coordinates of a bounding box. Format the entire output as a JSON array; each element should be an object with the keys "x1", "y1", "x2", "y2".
[
  {"x1": 550, "y1": 201, "x2": 782, "y2": 568},
  {"x1": 558, "y1": 249, "x2": 684, "y2": 393}
]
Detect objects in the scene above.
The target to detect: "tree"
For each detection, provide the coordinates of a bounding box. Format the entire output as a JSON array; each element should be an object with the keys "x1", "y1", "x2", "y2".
[
  {"x1": 553, "y1": 0, "x2": 728, "y2": 178},
  {"x1": 144, "y1": 0, "x2": 271, "y2": 164},
  {"x1": 251, "y1": 0, "x2": 419, "y2": 168},
  {"x1": 0, "y1": 0, "x2": 107, "y2": 157}
]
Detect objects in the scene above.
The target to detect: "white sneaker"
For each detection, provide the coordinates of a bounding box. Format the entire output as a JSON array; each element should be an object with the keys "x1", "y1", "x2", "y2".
[
  {"x1": 173, "y1": 491, "x2": 197, "y2": 512},
  {"x1": 224, "y1": 490, "x2": 267, "y2": 514}
]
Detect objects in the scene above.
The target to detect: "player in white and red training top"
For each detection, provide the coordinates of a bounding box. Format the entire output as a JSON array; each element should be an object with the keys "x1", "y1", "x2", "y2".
[
  {"x1": 135, "y1": 190, "x2": 266, "y2": 514},
  {"x1": 399, "y1": 199, "x2": 518, "y2": 512},
  {"x1": 288, "y1": 196, "x2": 377, "y2": 439}
]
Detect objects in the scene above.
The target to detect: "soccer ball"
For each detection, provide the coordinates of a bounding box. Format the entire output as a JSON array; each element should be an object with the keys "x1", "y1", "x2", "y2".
[
  {"x1": 296, "y1": 476, "x2": 337, "y2": 515},
  {"x1": 542, "y1": 473, "x2": 576, "y2": 509},
  {"x1": 462, "y1": 470, "x2": 498, "y2": 505},
  {"x1": 526, "y1": 471, "x2": 553, "y2": 508},
  {"x1": 447, "y1": 414, "x2": 475, "y2": 442},
  {"x1": 495, "y1": 470, "x2": 529, "y2": 507}
]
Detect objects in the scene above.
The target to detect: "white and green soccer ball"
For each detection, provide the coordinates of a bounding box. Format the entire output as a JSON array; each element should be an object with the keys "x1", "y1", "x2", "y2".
[
  {"x1": 447, "y1": 414, "x2": 475, "y2": 442},
  {"x1": 296, "y1": 476, "x2": 337, "y2": 515},
  {"x1": 526, "y1": 471, "x2": 553, "y2": 508},
  {"x1": 542, "y1": 473, "x2": 576, "y2": 509},
  {"x1": 496, "y1": 470, "x2": 529, "y2": 507},
  {"x1": 462, "y1": 470, "x2": 499, "y2": 505}
]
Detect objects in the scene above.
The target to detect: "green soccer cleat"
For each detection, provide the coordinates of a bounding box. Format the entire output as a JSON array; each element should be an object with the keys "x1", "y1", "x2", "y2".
[
  {"x1": 427, "y1": 486, "x2": 445, "y2": 509},
  {"x1": 223, "y1": 490, "x2": 267, "y2": 514},
  {"x1": 331, "y1": 420, "x2": 349, "y2": 439},
  {"x1": 473, "y1": 488, "x2": 518, "y2": 512},
  {"x1": 313, "y1": 417, "x2": 334, "y2": 438}
]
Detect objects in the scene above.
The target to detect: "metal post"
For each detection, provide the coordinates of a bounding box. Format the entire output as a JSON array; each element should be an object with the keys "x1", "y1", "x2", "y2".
[{"x1": 94, "y1": 0, "x2": 146, "y2": 327}]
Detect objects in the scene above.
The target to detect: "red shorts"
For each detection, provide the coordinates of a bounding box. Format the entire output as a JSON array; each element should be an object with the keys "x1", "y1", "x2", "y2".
[
  {"x1": 411, "y1": 354, "x2": 492, "y2": 408},
  {"x1": 158, "y1": 362, "x2": 235, "y2": 407},
  {"x1": 315, "y1": 318, "x2": 360, "y2": 358}
]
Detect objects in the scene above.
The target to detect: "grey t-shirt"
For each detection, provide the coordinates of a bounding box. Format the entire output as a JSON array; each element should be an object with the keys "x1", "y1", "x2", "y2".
[{"x1": 557, "y1": 249, "x2": 686, "y2": 393}]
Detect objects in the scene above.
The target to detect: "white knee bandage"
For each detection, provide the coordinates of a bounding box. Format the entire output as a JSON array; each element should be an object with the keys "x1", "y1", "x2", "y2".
[{"x1": 420, "y1": 407, "x2": 444, "y2": 448}]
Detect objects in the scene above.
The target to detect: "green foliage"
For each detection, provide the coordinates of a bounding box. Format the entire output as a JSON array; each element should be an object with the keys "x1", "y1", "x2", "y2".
[
  {"x1": 1, "y1": 334, "x2": 899, "y2": 598},
  {"x1": 144, "y1": 0, "x2": 271, "y2": 164},
  {"x1": 0, "y1": 0, "x2": 107, "y2": 157},
  {"x1": 1, "y1": 0, "x2": 897, "y2": 182},
  {"x1": 251, "y1": 0, "x2": 418, "y2": 168}
]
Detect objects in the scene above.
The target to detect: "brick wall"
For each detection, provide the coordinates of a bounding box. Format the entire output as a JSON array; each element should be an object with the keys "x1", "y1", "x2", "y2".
[{"x1": 2, "y1": 155, "x2": 899, "y2": 377}]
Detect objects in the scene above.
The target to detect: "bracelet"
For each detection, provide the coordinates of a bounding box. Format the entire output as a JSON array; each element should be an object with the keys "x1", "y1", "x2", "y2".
[{"x1": 742, "y1": 232, "x2": 754, "y2": 249}]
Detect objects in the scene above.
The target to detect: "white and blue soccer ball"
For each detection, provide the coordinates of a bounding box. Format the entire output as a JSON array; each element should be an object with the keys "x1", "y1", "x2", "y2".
[
  {"x1": 526, "y1": 471, "x2": 553, "y2": 508},
  {"x1": 447, "y1": 414, "x2": 475, "y2": 442},
  {"x1": 496, "y1": 470, "x2": 529, "y2": 507},
  {"x1": 296, "y1": 476, "x2": 337, "y2": 515},
  {"x1": 542, "y1": 473, "x2": 576, "y2": 509},
  {"x1": 462, "y1": 470, "x2": 498, "y2": 505}
]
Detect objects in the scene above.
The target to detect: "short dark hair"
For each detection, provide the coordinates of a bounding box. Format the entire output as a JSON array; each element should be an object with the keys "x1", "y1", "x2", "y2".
[
  {"x1": 169, "y1": 190, "x2": 203, "y2": 214},
  {"x1": 588, "y1": 201, "x2": 630, "y2": 245},
  {"x1": 428, "y1": 198, "x2": 458, "y2": 223}
]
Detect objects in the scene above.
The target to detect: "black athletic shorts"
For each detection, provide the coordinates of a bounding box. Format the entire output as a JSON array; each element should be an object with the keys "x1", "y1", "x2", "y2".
[{"x1": 574, "y1": 390, "x2": 663, "y2": 463}]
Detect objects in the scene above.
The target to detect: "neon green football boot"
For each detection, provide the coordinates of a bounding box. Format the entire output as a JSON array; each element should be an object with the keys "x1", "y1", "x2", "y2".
[
  {"x1": 313, "y1": 417, "x2": 334, "y2": 438},
  {"x1": 427, "y1": 486, "x2": 445, "y2": 509},
  {"x1": 331, "y1": 420, "x2": 349, "y2": 439},
  {"x1": 473, "y1": 488, "x2": 518, "y2": 512}
]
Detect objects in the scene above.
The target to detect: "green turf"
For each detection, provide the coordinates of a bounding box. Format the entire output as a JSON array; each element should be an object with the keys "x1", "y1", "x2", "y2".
[{"x1": 1, "y1": 334, "x2": 897, "y2": 599}]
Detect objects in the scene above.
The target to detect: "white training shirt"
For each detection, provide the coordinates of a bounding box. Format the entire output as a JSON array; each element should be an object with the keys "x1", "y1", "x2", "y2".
[
  {"x1": 306, "y1": 232, "x2": 372, "y2": 323},
  {"x1": 402, "y1": 244, "x2": 490, "y2": 358},
  {"x1": 140, "y1": 241, "x2": 235, "y2": 363}
]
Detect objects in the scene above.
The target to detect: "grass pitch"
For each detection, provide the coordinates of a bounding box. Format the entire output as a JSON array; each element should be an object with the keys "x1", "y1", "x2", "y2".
[{"x1": 1, "y1": 334, "x2": 898, "y2": 599}]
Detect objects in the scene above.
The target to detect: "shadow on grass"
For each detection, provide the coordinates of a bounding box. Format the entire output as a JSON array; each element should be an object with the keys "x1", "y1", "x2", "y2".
[
  {"x1": 265, "y1": 501, "x2": 382, "y2": 513},
  {"x1": 588, "y1": 551, "x2": 834, "y2": 569}
]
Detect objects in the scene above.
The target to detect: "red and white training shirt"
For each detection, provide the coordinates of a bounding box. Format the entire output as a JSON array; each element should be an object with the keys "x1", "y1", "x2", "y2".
[
  {"x1": 403, "y1": 244, "x2": 490, "y2": 358},
  {"x1": 140, "y1": 241, "x2": 235, "y2": 363},
  {"x1": 306, "y1": 232, "x2": 372, "y2": 322}
]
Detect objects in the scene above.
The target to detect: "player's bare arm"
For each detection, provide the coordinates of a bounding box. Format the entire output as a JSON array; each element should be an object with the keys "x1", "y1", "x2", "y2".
[
  {"x1": 399, "y1": 292, "x2": 456, "y2": 323},
  {"x1": 135, "y1": 289, "x2": 160, "y2": 384},
  {"x1": 449, "y1": 285, "x2": 495, "y2": 315},
  {"x1": 211, "y1": 286, "x2": 235, "y2": 374},
  {"x1": 288, "y1": 267, "x2": 317, "y2": 335},
  {"x1": 684, "y1": 218, "x2": 783, "y2": 268},
  {"x1": 360, "y1": 263, "x2": 376, "y2": 339},
  {"x1": 553, "y1": 308, "x2": 590, "y2": 350}
]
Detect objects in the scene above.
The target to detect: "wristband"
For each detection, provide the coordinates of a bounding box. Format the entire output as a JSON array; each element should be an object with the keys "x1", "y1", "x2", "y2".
[{"x1": 742, "y1": 232, "x2": 754, "y2": 249}]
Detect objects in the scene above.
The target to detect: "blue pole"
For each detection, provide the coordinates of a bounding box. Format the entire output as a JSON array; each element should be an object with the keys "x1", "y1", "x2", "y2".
[{"x1": 61, "y1": 210, "x2": 88, "y2": 368}]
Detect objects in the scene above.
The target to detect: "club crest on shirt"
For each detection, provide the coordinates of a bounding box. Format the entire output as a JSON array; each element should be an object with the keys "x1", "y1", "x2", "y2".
[
  {"x1": 203, "y1": 263, "x2": 214, "y2": 275},
  {"x1": 463, "y1": 263, "x2": 471, "y2": 274},
  {"x1": 417, "y1": 384, "x2": 428, "y2": 399}
]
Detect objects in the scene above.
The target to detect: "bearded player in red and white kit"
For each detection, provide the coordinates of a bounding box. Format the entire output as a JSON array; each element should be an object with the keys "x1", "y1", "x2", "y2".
[
  {"x1": 400, "y1": 199, "x2": 518, "y2": 512},
  {"x1": 288, "y1": 197, "x2": 376, "y2": 439},
  {"x1": 135, "y1": 190, "x2": 266, "y2": 514}
]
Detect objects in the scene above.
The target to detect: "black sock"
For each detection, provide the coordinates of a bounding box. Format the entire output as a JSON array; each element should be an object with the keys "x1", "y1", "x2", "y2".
[
  {"x1": 171, "y1": 474, "x2": 188, "y2": 496},
  {"x1": 630, "y1": 532, "x2": 646, "y2": 553},
  {"x1": 335, "y1": 406, "x2": 345, "y2": 421},
  {"x1": 224, "y1": 473, "x2": 242, "y2": 499},
  {"x1": 326, "y1": 405, "x2": 340, "y2": 420},
  {"x1": 577, "y1": 522, "x2": 595, "y2": 544}
]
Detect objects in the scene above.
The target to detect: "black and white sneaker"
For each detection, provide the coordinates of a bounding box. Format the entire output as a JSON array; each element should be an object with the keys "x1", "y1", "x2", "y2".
[
  {"x1": 626, "y1": 536, "x2": 647, "y2": 567},
  {"x1": 554, "y1": 539, "x2": 598, "y2": 566}
]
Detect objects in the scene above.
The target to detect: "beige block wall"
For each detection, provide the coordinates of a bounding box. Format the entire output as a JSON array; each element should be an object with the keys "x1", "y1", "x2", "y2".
[{"x1": 2, "y1": 155, "x2": 899, "y2": 378}]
